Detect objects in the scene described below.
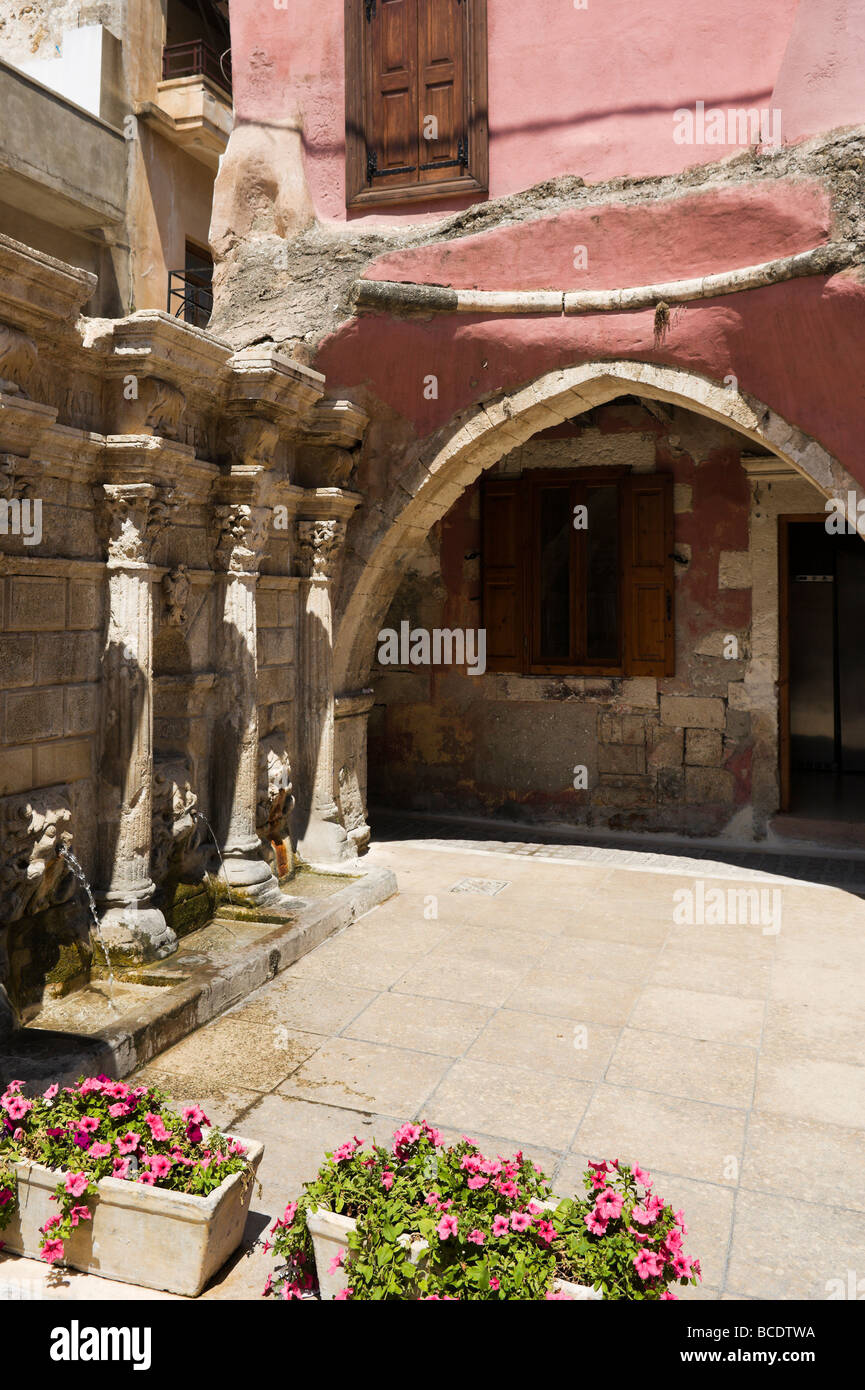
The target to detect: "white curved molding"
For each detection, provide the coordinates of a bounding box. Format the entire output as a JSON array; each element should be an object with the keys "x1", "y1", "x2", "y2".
[{"x1": 352, "y1": 241, "x2": 858, "y2": 316}]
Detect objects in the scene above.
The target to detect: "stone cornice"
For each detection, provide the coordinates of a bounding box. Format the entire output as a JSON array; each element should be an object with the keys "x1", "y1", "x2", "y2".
[
  {"x1": 225, "y1": 344, "x2": 325, "y2": 427},
  {"x1": 297, "y1": 398, "x2": 369, "y2": 449},
  {"x1": 0, "y1": 391, "x2": 58, "y2": 456},
  {"x1": 101, "y1": 434, "x2": 201, "y2": 490},
  {"x1": 0, "y1": 234, "x2": 96, "y2": 335},
  {"x1": 88, "y1": 310, "x2": 233, "y2": 387},
  {"x1": 297, "y1": 487, "x2": 363, "y2": 523}
]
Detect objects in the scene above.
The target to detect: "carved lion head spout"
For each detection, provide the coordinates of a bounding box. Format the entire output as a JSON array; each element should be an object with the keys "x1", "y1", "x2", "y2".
[
  {"x1": 151, "y1": 759, "x2": 202, "y2": 885},
  {"x1": 0, "y1": 791, "x2": 75, "y2": 922},
  {"x1": 0, "y1": 323, "x2": 39, "y2": 399},
  {"x1": 257, "y1": 736, "x2": 295, "y2": 843}
]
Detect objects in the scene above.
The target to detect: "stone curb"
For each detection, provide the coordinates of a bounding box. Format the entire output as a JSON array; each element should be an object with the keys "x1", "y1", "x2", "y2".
[{"x1": 4, "y1": 866, "x2": 397, "y2": 1091}]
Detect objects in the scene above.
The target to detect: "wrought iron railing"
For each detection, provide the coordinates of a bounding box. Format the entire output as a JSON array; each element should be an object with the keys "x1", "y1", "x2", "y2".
[
  {"x1": 161, "y1": 40, "x2": 232, "y2": 94},
  {"x1": 167, "y1": 269, "x2": 213, "y2": 329}
]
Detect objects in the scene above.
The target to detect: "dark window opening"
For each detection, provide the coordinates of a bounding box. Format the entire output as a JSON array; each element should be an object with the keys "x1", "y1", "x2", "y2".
[
  {"x1": 168, "y1": 241, "x2": 214, "y2": 328},
  {"x1": 482, "y1": 469, "x2": 675, "y2": 678}
]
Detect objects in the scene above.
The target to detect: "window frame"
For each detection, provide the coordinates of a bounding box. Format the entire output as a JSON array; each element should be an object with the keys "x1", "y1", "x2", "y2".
[
  {"x1": 344, "y1": 0, "x2": 489, "y2": 210},
  {"x1": 482, "y1": 467, "x2": 675, "y2": 679},
  {"x1": 526, "y1": 467, "x2": 629, "y2": 677}
]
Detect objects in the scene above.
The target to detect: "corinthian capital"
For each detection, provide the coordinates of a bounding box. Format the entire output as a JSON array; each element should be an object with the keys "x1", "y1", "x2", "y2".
[
  {"x1": 97, "y1": 482, "x2": 176, "y2": 564},
  {"x1": 296, "y1": 518, "x2": 345, "y2": 581},
  {"x1": 212, "y1": 502, "x2": 270, "y2": 574}
]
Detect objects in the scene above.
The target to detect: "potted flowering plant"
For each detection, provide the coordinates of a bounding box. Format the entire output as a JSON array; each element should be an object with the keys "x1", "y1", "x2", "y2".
[
  {"x1": 263, "y1": 1121, "x2": 700, "y2": 1301},
  {"x1": 0, "y1": 1075, "x2": 263, "y2": 1296}
]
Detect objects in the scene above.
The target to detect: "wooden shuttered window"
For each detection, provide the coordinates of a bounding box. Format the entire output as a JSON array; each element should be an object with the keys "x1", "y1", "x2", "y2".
[
  {"x1": 481, "y1": 471, "x2": 675, "y2": 678},
  {"x1": 346, "y1": 0, "x2": 488, "y2": 207}
]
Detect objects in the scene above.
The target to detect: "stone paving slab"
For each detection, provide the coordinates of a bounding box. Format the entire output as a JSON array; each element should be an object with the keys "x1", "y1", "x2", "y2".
[{"x1": 4, "y1": 835, "x2": 865, "y2": 1302}]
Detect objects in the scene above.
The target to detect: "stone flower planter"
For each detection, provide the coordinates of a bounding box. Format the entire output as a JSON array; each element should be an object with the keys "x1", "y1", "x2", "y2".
[
  {"x1": 305, "y1": 1205, "x2": 602, "y2": 1301},
  {"x1": 3, "y1": 1136, "x2": 263, "y2": 1297}
]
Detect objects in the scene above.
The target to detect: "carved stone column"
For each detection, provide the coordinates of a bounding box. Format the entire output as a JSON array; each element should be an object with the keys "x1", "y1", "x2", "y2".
[
  {"x1": 95, "y1": 482, "x2": 178, "y2": 961},
  {"x1": 295, "y1": 516, "x2": 354, "y2": 865},
  {"x1": 211, "y1": 496, "x2": 282, "y2": 904}
]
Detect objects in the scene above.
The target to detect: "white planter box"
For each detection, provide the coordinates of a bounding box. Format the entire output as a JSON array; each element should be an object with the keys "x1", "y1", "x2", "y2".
[
  {"x1": 3, "y1": 1137, "x2": 263, "y2": 1297},
  {"x1": 306, "y1": 1205, "x2": 602, "y2": 1301}
]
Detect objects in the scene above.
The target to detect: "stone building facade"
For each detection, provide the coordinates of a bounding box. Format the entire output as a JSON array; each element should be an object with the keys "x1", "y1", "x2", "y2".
[
  {"x1": 4, "y1": 0, "x2": 865, "y2": 1035},
  {"x1": 0, "y1": 232, "x2": 367, "y2": 1033},
  {"x1": 209, "y1": 0, "x2": 865, "y2": 848}
]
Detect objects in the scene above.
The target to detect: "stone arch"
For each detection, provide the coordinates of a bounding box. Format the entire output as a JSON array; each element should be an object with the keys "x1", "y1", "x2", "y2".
[{"x1": 334, "y1": 359, "x2": 860, "y2": 692}]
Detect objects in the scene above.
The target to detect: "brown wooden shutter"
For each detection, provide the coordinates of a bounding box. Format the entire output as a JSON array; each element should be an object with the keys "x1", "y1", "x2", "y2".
[
  {"x1": 623, "y1": 473, "x2": 675, "y2": 676},
  {"x1": 365, "y1": 0, "x2": 419, "y2": 187},
  {"x1": 417, "y1": 0, "x2": 468, "y2": 187},
  {"x1": 482, "y1": 478, "x2": 525, "y2": 673}
]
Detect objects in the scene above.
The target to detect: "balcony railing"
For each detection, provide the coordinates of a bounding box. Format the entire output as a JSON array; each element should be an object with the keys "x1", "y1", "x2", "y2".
[
  {"x1": 162, "y1": 40, "x2": 231, "y2": 95},
  {"x1": 167, "y1": 269, "x2": 213, "y2": 329}
]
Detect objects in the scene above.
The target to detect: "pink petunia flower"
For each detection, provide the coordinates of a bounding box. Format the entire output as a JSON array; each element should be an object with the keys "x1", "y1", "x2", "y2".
[
  {"x1": 41, "y1": 1238, "x2": 65, "y2": 1265},
  {"x1": 466, "y1": 1175, "x2": 488, "y2": 1190},
  {"x1": 145, "y1": 1153, "x2": 172, "y2": 1180},
  {"x1": 436, "y1": 1214, "x2": 458, "y2": 1241},
  {"x1": 43, "y1": 1085, "x2": 59, "y2": 1102},
  {"x1": 115, "y1": 1131, "x2": 141, "y2": 1155},
  {"x1": 88, "y1": 1142, "x2": 111, "y2": 1159},
  {"x1": 381, "y1": 1170, "x2": 394, "y2": 1190},
  {"x1": 112, "y1": 1158, "x2": 130, "y2": 1180},
  {"x1": 660, "y1": 1289, "x2": 678, "y2": 1300},
  {"x1": 633, "y1": 1249, "x2": 665, "y2": 1280},
  {"x1": 328, "y1": 1249, "x2": 345, "y2": 1274},
  {"x1": 77, "y1": 1115, "x2": 100, "y2": 1134},
  {"x1": 633, "y1": 1164, "x2": 653, "y2": 1189},
  {"x1": 144, "y1": 1112, "x2": 171, "y2": 1142},
  {"x1": 510, "y1": 1211, "x2": 531, "y2": 1233},
  {"x1": 467, "y1": 1229, "x2": 486, "y2": 1246},
  {"x1": 64, "y1": 1172, "x2": 88, "y2": 1198},
  {"x1": 3, "y1": 1097, "x2": 32, "y2": 1120},
  {"x1": 335, "y1": 1288, "x2": 352, "y2": 1300},
  {"x1": 595, "y1": 1188, "x2": 625, "y2": 1221},
  {"x1": 492, "y1": 1215, "x2": 510, "y2": 1238},
  {"x1": 584, "y1": 1210, "x2": 608, "y2": 1237}
]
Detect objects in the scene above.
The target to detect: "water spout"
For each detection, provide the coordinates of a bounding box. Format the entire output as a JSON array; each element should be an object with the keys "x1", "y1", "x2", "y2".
[
  {"x1": 193, "y1": 811, "x2": 239, "y2": 909},
  {"x1": 57, "y1": 845, "x2": 117, "y2": 1011}
]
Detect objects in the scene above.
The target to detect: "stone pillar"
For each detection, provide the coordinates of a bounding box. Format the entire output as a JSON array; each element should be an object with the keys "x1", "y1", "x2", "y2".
[
  {"x1": 96, "y1": 482, "x2": 177, "y2": 961},
  {"x1": 212, "y1": 500, "x2": 282, "y2": 904},
  {"x1": 295, "y1": 518, "x2": 353, "y2": 865}
]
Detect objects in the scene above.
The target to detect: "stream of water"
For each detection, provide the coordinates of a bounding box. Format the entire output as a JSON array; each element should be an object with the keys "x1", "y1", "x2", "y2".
[
  {"x1": 193, "y1": 811, "x2": 238, "y2": 908},
  {"x1": 58, "y1": 845, "x2": 118, "y2": 1011}
]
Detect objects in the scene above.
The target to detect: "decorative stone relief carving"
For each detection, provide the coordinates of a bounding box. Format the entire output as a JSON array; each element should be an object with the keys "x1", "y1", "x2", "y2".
[
  {"x1": 0, "y1": 323, "x2": 39, "y2": 398},
  {"x1": 162, "y1": 564, "x2": 191, "y2": 626},
  {"x1": 295, "y1": 446, "x2": 357, "y2": 490},
  {"x1": 296, "y1": 519, "x2": 345, "y2": 581},
  {"x1": 124, "y1": 377, "x2": 187, "y2": 440},
  {"x1": 212, "y1": 502, "x2": 270, "y2": 574},
  {"x1": 151, "y1": 758, "x2": 203, "y2": 885},
  {"x1": 98, "y1": 483, "x2": 177, "y2": 563},
  {"x1": 233, "y1": 416, "x2": 281, "y2": 468},
  {"x1": 0, "y1": 790, "x2": 75, "y2": 922},
  {"x1": 0, "y1": 454, "x2": 36, "y2": 499},
  {"x1": 257, "y1": 735, "x2": 294, "y2": 842}
]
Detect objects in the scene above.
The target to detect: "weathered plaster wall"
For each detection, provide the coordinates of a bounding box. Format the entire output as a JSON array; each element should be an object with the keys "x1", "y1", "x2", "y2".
[
  {"x1": 368, "y1": 404, "x2": 823, "y2": 837},
  {"x1": 226, "y1": 0, "x2": 803, "y2": 224}
]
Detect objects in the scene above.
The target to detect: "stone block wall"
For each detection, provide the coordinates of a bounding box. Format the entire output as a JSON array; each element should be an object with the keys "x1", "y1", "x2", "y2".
[
  {"x1": 0, "y1": 234, "x2": 367, "y2": 1030},
  {"x1": 368, "y1": 403, "x2": 824, "y2": 838}
]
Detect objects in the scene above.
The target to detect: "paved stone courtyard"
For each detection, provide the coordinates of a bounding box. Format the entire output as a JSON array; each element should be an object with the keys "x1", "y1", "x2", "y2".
[{"x1": 4, "y1": 835, "x2": 865, "y2": 1302}]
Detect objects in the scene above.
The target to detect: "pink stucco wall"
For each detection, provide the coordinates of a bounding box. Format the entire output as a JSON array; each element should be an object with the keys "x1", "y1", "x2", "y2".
[
  {"x1": 231, "y1": 0, "x2": 811, "y2": 224},
  {"x1": 315, "y1": 271, "x2": 865, "y2": 488},
  {"x1": 362, "y1": 182, "x2": 832, "y2": 290}
]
